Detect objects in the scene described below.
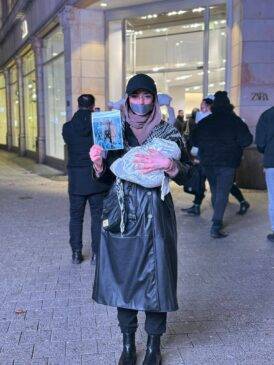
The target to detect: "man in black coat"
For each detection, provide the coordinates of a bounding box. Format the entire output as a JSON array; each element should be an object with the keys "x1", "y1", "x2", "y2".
[
  {"x1": 191, "y1": 91, "x2": 253, "y2": 238},
  {"x1": 174, "y1": 109, "x2": 185, "y2": 135},
  {"x1": 255, "y1": 106, "x2": 274, "y2": 242},
  {"x1": 62, "y1": 94, "x2": 111, "y2": 264}
]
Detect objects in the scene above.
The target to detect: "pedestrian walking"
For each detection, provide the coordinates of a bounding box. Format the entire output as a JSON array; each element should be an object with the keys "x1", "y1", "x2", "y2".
[
  {"x1": 62, "y1": 94, "x2": 112, "y2": 264},
  {"x1": 255, "y1": 106, "x2": 274, "y2": 242},
  {"x1": 191, "y1": 91, "x2": 253, "y2": 238},
  {"x1": 184, "y1": 95, "x2": 250, "y2": 217},
  {"x1": 89, "y1": 74, "x2": 188, "y2": 365},
  {"x1": 195, "y1": 95, "x2": 214, "y2": 123},
  {"x1": 174, "y1": 109, "x2": 185, "y2": 134}
]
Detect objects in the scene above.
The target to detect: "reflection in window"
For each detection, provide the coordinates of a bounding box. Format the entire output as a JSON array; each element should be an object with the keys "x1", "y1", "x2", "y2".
[
  {"x1": 23, "y1": 51, "x2": 37, "y2": 152},
  {"x1": 7, "y1": 0, "x2": 17, "y2": 13},
  {"x1": 208, "y1": 4, "x2": 227, "y2": 94},
  {"x1": 43, "y1": 27, "x2": 66, "y2": 159},
  {"x1": 125, "y1": 8, "x2": 205, "y2": 116},
  {"x1": 0, "y1": 73, "x2": 7, "y2": 145},
  {"x1": 10, "y1": 66, "x2": 19, "y2": 148},
  {"x1": 124, "y1": 4, "x2": 227, "y2": 117}
]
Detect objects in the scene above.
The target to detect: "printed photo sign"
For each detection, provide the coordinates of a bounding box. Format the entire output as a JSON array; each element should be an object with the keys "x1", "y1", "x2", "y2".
[{"x1": 92, "y1": 110, "x2": 124, "y2": 151}]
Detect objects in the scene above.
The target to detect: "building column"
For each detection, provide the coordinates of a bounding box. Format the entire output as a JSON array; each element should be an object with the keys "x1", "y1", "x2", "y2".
[
  {"x1": 4, "y1": 68, "x2": 12, "y2": 151},
  {"x1": 32, "y1": 37, "x2": 46, "y2": 164},
  {"x1": 15, "y1": 56, "x2": 26, "y2": 156},
  {"x1": 230, "y1": 0, "x2": 274, "y2": 189},
  {"x1": 59, "y1": 5, "x2": 106, "y2": 119}
]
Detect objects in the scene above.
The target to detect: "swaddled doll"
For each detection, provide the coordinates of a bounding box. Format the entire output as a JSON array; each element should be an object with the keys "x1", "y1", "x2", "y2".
[{"x1": 110, "y1": 137, "x2": 181, "y2": 199}]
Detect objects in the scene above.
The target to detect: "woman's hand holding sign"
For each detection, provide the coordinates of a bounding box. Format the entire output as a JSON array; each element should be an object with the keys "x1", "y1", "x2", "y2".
[{"x1": 89, "y1": 144, "x2": 104, "y2": 174}]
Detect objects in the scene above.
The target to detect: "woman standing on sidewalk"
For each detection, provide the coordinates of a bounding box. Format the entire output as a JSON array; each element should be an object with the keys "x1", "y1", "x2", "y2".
[{"x1": 89, "y1": 74, "x2": 188, "y2": 365}]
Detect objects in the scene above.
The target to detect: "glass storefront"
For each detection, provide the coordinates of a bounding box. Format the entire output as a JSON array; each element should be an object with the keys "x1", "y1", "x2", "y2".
[
  {"x1": 9, "y1": 65, "x2": 19, "y2": 148},
  {"x1": 208, "y1": 4, "x2": 227, "y2": 93},
  {"x1": 0, "y1": 73, "x2": 7, "y2": 145},
  {"x1": 23, "y1": 50, "x2": 37, "y2": 152},
  {"x1": 124, "y1": 4, "x2": 226, "y2": 117},
  {"x1": 43, "y1": 27, "x2": 66, "y2": 160}
]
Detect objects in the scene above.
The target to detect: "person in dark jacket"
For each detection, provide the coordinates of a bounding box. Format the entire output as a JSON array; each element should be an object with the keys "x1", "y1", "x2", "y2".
[
  {"x1": 62, "y1": 94, "x2": 111, "y2": 264},
  {"x1": 191, "y1": 91, "x2": 253, "y2": 238},
  {"x1": 89, "y1": 74, "x2": 188, "y2": 365},
  {"x1": 255, "y1": 106, "x2": 274, "y2": 242},
  {"x1": 174, "y1": 109, "x2": 185, "y2": 134},
  {"x1": 184, "y1": 96, "x2": 250, "y2": 217}
]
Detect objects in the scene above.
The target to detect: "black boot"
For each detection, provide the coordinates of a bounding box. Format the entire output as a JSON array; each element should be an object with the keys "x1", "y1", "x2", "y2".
[
  {"x1": 210, "y1": 223, "x2": 228, "y2": 239},
  {"x1": 72, "y1": 250, "x2": 83, "y2": 264},
  {"x1": 267, "y1": 233, "x2": 274, "y2": 242},
  {"x1": 143, "y1": 335, "x2": 162, "y2": 365},
  {"x1": 237, "y1": 201, "x2": 250, "y2": 215},
  {"x1": 182, "y1": 204, "x2": 200, "y2": 216},
  {"x1": 118, "y1": 333, "x2": 137, "y2": 365}
]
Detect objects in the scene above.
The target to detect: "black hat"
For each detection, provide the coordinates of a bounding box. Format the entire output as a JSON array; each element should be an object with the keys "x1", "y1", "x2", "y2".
[
  {"x1": 214, "y1": 91, "x2": 230, "y2": 105},
  {"x1": 126, "y1": 74, "x2": 157, "y2": 96}
]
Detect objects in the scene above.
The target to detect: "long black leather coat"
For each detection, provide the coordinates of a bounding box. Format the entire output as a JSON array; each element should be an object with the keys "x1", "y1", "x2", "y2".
[{"x1": 92, "y1": 122, "x2": 187, "y2": 312}]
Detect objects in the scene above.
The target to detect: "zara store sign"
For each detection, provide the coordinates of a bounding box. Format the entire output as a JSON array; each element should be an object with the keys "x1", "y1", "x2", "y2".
[{"x1": 251, "y1": 92, "x2": 269, "y2": 101}]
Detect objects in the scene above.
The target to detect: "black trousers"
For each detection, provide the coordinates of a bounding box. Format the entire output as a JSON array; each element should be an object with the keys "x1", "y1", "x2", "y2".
[
  {"x1": 193, "y1": 174, "x2": 244, "y2": 205},
  {"x1": 69, "y1": 192, "x2": 104, "y2": 254},
  {"x1": 117, "y1": 307, "x2": 167, "y2": 335},
  {"x1": 203, "y1": 166, "x2": 235, "y2": 224},
  {"x1": 230, "y1": 182, "x2": 245, "y2": 202}
]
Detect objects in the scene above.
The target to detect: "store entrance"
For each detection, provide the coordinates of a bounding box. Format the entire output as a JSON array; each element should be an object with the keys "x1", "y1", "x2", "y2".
[{"x1": 125, "y1": 4, "x2": 226, "y2": 119}]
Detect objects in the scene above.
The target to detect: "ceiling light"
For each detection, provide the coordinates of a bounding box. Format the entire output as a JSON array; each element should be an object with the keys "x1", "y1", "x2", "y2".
[
  {"x1": 100, "y1": 3, "x2": 108, "y2": 7},
  {"x1": 167, "y1": 11, "x2": 177, "y2": 16},
  {"x1": 185, "y1": 88, "x2": 190, "y2": 91},
  {"x1": 152, "y1": 66, "x2": 164, "y2": 72},
  {"x1": 155, "y1": 28, "x2": 167, "y2": 32},
  {"x1": 167, "y1": 10, "x2": 187, "y2": 16},
  {"x1": 175, "y1": 75, "x2": 192, "y2": 80},
  {"x1": 193, "y1": 86, "x2": 201, "y2": 90},
  {"x1": 142, "y1": 14, "x2": 158, "y2": 20},
  {"x1": 192, "y1": 7, "x2": 205, "y2": 13}
]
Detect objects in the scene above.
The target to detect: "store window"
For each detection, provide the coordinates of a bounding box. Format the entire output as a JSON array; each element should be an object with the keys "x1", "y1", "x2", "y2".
[
  {"x1": 23, "y1": 50, "x2": 37, "y2": 152},
  {"x1": 7, "y1": 0, "x2": 17, "y2": 14},
  {"x1": 9, "y1": 65, "x2": 19, "y2": 148},
  {"x1": 0, "y1": 73, "x2": 7, "y2": 145},
  {"x1": 43, "y1": 27, "x2": 66, "y2": 160},
  {"x1": 0, "y1": 1, "x2": 3, "y2": 29},
  {"x1": 208, "y1": 4, "x2": 226, "y2": 94},
  {"x1": 123, "y1": 4, "x2": 227, "y2": 117}
]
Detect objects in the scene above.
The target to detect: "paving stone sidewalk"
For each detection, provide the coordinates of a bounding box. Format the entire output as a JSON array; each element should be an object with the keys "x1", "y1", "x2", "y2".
[{"x1": 0, "y1": 150, "x2": 273, "y2": 365}]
